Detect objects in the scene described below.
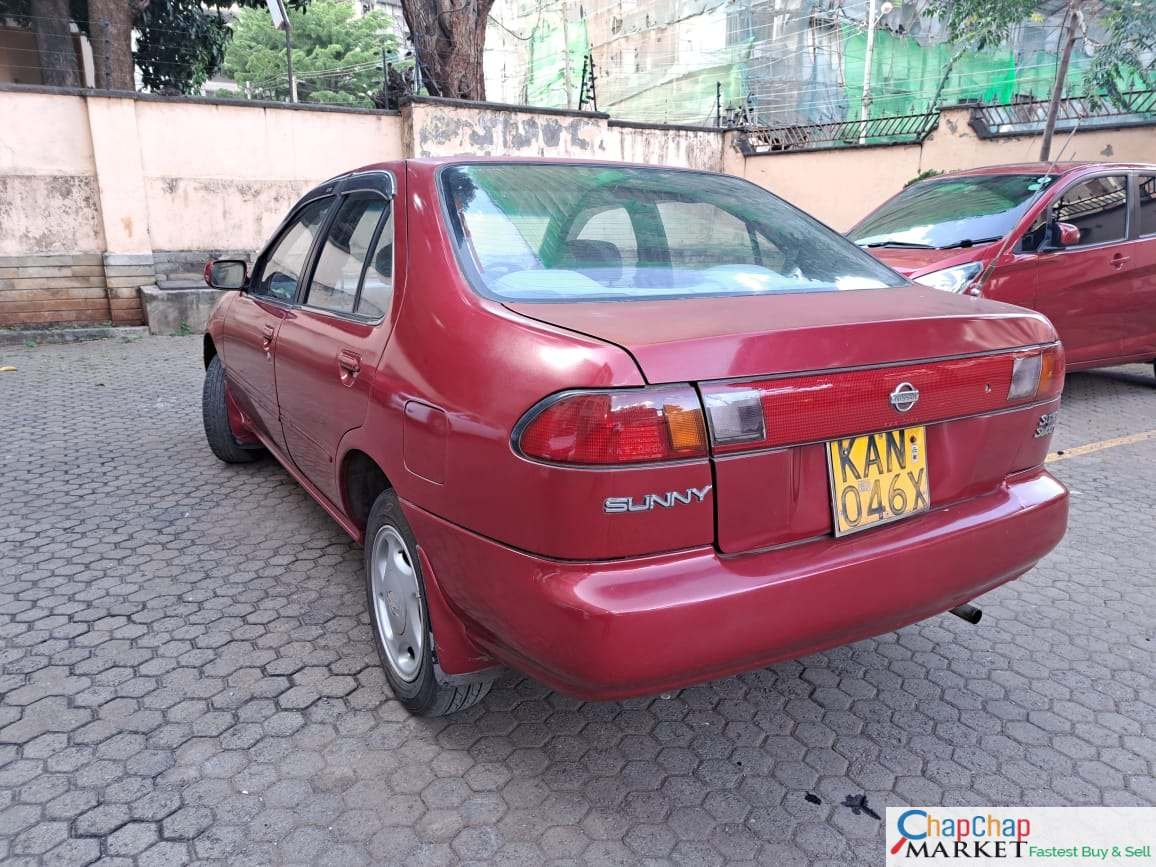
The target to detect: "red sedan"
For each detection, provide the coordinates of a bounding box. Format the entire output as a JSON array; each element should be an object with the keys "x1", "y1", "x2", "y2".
[
  {"x1": 201, "y1": 159, "x2": 1068, "y2": 716},
  {"x1": 850, "y1": 162, "x2": 1156, "y2": 374}
]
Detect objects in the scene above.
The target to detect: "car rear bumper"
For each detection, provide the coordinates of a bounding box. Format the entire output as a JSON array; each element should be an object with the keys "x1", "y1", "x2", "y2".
[{"x1": 403, "y1": 468, "x2": 1068, "y2": 700}]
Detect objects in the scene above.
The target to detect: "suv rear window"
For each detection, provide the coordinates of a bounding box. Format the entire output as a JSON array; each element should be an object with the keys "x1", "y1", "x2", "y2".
[{"x1": 441, "y1": 164, "x2": 903, "y2": 301}]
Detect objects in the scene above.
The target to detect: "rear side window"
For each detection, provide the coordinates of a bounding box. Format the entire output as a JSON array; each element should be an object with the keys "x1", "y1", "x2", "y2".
[
  {"x1": 1053, "y1": 176, "x2": 1129, "y2": 247},
  {"x1": 358, "y1": 209, "x2": 395, "y2": 319},
  {"x1": 441, "y1": 164, "x2": 903, "y2": 302},
  {"x1": 307, "y1": 194, "x2": 386, "y2": 315},
  {"x1": 1139, "y1": 175, "x2": 1156, "y2": 237},
  {"x1": 253, "y1": 197, "x2": 333, "y2": 302}
]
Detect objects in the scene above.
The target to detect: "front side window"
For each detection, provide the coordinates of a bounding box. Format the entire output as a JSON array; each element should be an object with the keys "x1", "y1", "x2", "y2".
[
  {"x1": 307, "y1": 194, "x2": 387, "y2": 315},
  {"x1": 849, "y1": 174, "x2": 1056, "y2": 250},
  {"x1": 1137, "y1": 175, "x2": 1155, "y2": 237},
  {"x1": 1053, "y1": 176, "x2": 1129, "y2": 247},
  {"x1": 253, "y1": 197, "x2": 333, "y2": 302},
  {"x1": 442, "y1": 163, "x2": 903, "y2": 302}
]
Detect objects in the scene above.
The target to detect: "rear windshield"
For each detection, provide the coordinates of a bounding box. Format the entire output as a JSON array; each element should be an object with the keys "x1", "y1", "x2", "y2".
[
  {"x1": 849, "y1": 173, "x2": 1056, "y2": 250},
  {"x1": 440, "y1": 164, "x2": 904, "y2": 302}
]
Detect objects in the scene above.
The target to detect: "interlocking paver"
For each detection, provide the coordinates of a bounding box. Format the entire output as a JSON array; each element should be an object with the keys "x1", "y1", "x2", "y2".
[{"x1": 0, "y1": 336, "x2": 1154, "y2": 865}]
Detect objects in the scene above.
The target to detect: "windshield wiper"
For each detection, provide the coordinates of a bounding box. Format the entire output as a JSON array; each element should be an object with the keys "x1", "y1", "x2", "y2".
[
  {"x1": 937, "y1": 237, "x2": 1003, "y2": 250},
  {"x1": 858, "y1": 240, "x2": 936, "y2": 249}
]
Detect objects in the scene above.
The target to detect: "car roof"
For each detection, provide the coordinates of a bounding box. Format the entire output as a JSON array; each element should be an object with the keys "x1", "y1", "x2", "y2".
[
  {"x1": 936, "y1": 161, "x2": 1156, "y2": 179},
  {"x1": 345, "y1": 156, "x2": 729, "y2": 174}
]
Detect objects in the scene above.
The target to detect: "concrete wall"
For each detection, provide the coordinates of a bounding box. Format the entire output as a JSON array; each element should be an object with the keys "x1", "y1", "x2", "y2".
[
  {"x1": 741, "y1": 107, "x2": 1156, "y2": 230},
  {"x1": 406, "y1": 97, "x2": 726, "y2": 171},
  {"x1": 2, "y1": 86, "x2": 1155, "y2": 327}
]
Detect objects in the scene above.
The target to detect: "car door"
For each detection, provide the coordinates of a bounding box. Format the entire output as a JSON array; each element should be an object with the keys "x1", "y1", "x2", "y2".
[
  {"x1": 1032, "y1": 173, "x2": 1132, "y2": 366},
  {"x1": 273, "y1": 172, "x2": 399, "y2": 505},
  {"x1": 221, "y1": 195, "x2": 335, "y2": 453},
  {"x1": 1124, "y1": 172, "x2": 1156, "y2": 359}
]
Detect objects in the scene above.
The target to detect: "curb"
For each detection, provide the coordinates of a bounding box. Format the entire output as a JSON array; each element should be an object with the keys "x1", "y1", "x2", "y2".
[{"x1": 0, "y1": 325, "x2": 150, "y2": 348}]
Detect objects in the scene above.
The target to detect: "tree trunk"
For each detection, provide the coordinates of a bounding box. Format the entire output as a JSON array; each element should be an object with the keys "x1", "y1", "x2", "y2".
[
  {"x1": 401, "y1": 0, "x2": 495, "y2": 100},
  {"x1": 88, "y1": 0, "x2": 146, "y2": 91},
  {"x1": 30, "y1": 0, "x2": 80, "y2": 87}
]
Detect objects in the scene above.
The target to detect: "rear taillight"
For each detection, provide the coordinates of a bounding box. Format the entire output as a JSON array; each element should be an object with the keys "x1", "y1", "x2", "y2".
[
  {"x1": 516, "y1": 386, "x2": 707, "y2": 465},
  {"x1": 1010, "y1": 344, "x2": 1065, "y2": 401}
]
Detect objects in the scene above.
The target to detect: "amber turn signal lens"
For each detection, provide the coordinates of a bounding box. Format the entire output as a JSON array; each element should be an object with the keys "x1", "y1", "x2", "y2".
[
  {"x1": 664, "y1": 404, "x2": 707, "y2": 452},
  {"x1": 1037, "y1": 345, "x2": 1065, "y2": 399}
]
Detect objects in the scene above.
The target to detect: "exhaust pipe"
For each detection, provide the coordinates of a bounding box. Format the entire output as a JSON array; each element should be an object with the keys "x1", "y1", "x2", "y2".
[{"x1": 949, "y1": 603, "x2": 982, "y2": 625}]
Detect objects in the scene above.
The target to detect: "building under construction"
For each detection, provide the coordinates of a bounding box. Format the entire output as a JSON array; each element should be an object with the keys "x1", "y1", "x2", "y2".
[{"x1": 483, "y1": 0, "x2": 1142, "y2": 129}]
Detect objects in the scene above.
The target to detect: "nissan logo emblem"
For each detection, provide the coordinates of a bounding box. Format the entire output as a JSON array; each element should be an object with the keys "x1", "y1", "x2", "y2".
[{"x1": 889, "y1": 382, "x2": 920, "y2": 413}]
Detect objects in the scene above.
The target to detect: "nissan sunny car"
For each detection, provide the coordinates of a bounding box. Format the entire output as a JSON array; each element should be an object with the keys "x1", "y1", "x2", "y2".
[{"x1": 201, "y1": 159, "x2": 1069, "y2": 716}]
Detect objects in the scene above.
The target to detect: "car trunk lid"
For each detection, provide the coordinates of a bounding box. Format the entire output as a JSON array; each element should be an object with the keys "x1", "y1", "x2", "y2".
[
  {"x1": 507, "y1": 288, "x2": 1061, "y2": 554},
  {"x1": 505, "y1": 286, "x2": 1055, "y2": 383}
]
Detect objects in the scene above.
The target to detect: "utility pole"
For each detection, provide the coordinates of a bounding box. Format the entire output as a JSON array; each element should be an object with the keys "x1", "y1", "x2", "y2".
[
  {"x1": 1039, "y1": 0, "x2": 1081, "y2": 161},
  {"x1": 561, "y1": 0, "x2": 573, "y2": 109},
  {"x1": 265, "y1": 0, "x2": 296, "y2": 103},
  {"x1": 285, "y1": 25, "x2": 298, "y2": 103},
  {"x1": 716, "y1": 82, "x2": 723, "y2": 127},
  {"x1": 858, "y1": 0, "x2": 878, "y2": 144}
]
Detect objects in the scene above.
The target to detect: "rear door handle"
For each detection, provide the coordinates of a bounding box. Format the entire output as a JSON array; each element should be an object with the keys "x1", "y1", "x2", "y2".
[{"x1": 337, "y1": 350, "x2": 361, "y2": 385}]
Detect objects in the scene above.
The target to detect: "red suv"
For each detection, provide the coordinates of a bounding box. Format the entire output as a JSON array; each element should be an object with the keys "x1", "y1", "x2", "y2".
[
  {"x1": 202, "y1": 159, "x2": 1068, "y2": 716},
  {"x1": 850, "y1": 162, "x2": 1156, "y2": 374}
]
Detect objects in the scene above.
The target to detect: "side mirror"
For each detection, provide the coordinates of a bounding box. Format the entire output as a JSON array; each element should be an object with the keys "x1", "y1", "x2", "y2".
[
  {"x1": 1053, "y1": 222, "x2": 1080, "y2": 248},
  {"x1": 204, "y1": 259, "x2": 248, "y2": 290}
]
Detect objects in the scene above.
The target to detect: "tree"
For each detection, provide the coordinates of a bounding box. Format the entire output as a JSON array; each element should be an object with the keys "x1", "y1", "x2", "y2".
[
  {"x1": 400, "y1": 0, "x2": 495, "y2": 99},
  {"x1": 0, "y1": 0, "x2": 308, "y2": 94},
  {"x1": 223, "y1": 0, "x2": 400, "y2": 107},
  {"x1": 927, "y1": 0, "x2": 1155, "y2": 160},
  {"x1": 29, "y1": 0, "x2": 79, "y2": 86}
]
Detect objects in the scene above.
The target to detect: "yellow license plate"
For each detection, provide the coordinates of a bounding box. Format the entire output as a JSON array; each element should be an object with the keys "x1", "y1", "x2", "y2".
[{"x1": 826, "y1": 427, "x2": 930, "y2": 537}]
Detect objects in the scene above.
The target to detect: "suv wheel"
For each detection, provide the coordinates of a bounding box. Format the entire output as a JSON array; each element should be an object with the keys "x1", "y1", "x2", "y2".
[
  {"x1": 365, "y1": 490, "x2": 491, "y2": 716},
  {"x1": 202, "y1": 356, "x2": 264, "y2": 464}
]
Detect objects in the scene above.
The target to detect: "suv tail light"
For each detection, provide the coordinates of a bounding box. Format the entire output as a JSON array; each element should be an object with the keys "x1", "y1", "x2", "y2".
[{"x1": 516, "y1": 386, "x2": 707, "y2": 465}]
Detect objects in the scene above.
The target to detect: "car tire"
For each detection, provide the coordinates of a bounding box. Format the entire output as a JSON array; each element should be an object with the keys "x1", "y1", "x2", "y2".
[
  {"x1": 365, "y1": 489, "x2": 492, "y2": 716},
  {"x1": 202, "y1": 355, "x2": 263, "y2": 464}
]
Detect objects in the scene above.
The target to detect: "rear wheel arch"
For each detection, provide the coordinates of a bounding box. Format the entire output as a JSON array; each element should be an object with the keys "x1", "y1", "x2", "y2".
[{"x1": 342, "y1": 449, "x2": 393, "y2": 533}]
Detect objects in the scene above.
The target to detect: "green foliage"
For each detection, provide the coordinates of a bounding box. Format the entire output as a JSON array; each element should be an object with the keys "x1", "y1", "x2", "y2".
[
  {"x1": 223, "y1": 0, "x2": 400, "y2": 107},
  {"x1": 136, "y1": 2, "x2": 231, "y2": 94},
  {"x1": 1082, "y1": 0, "x2": 1156, "y2": 107},
  {"x1": 926, "y1": 0, "x2": 1154, "y2": 108},
  {"x1": 925, "y1": 0, "x2": 1039, "y2": 53}
]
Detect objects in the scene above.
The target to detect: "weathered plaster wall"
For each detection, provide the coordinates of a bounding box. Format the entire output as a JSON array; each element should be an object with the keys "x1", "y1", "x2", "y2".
[
  {"x1": 743, "y1": 107, "x2": 1156, "y2": 230},
  {"x1": 134, "y1": 99, "x2": 403, "y2": 251},
  {"x1": 1, "y1": 86, "x2": 1154, "y2": 326},
  {"x1": 405, "y1": 97, "x2": 726, "y2": 171},
  {"x1": 407, "y1": 98, "x2": 606, "y2": 159},
  {"x1": 0, "y1": 90, "x2": 104, "y2": 256}
]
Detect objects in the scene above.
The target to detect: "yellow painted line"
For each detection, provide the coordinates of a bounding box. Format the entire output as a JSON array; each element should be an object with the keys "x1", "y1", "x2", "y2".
[{"x1": 1046, "y1": 428, "x2": 1156, "y2": 464}]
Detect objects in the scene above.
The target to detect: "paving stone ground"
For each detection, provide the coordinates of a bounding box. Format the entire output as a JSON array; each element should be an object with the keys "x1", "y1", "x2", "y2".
[{"x1": 1, "y1": 334, "x2": 1154, "y2": 867}]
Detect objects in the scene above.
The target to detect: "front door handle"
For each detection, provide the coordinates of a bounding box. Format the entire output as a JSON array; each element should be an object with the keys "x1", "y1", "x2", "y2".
[
  {"x1": 261, "y1": 324, "x2": 276, "y2": 357},
  {"x1": 337, "y1": 350, "x2": 361, "y2": 386},
  {"x1": 1110, "y1": 254, "x2": 1130, "y2": 270}
]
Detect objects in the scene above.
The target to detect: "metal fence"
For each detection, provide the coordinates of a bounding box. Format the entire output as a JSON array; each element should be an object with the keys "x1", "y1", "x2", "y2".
[
  {"x1": 971, "y1": 89, "x2": 1156, "y2": 137},
  {"x1": 737, "y1": 110, "x2": 941, "y2": 155}
]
